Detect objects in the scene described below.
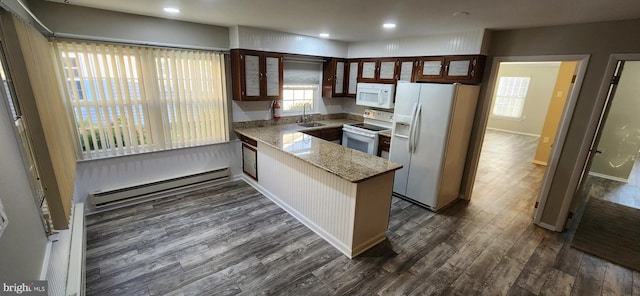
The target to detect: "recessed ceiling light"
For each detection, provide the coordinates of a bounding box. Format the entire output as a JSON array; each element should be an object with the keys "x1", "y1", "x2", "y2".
[
  {"x1": 453, "y1": 11, "x2": 470, "y2": 16},
  {"x1": 383, "y1": 23, "x2": 396, "y2": 29},
  {"x1": 163, "y1": 7, "x2": 180, "y2": 14},
  {"x1": 319, "y1": 33, "x2": 330, "y2": 38}
]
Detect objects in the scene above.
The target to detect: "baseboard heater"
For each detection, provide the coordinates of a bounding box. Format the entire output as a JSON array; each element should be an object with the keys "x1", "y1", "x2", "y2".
[{"x1": 90, "y1": 167, "x2": 230, "y2": 208}]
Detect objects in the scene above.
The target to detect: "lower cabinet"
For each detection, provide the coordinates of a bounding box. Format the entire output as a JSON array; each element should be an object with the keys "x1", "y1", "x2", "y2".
[
  {"x1": 377, "y1": 134, "x2": 391, "y2": 159},
  {"x1": 240, "y1": 136, "x2": 258, "y2": 180}
]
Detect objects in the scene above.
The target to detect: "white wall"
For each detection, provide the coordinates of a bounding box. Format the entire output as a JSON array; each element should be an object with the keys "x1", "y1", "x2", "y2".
[
  {"x1": 487, "y1": 62, "x2": 561, "y2": 136},
  {"x1": 347, "y1": 29, "x2": 486, "y2": 58},
  {"x1": 30, "y1": 1, "x2": 229, "y2": 50},
  {"x1": 74, "y1": 141, "x2": 242, "y2": 212},
  {"x1": 341, "y1": 98, "x2": 367, "y2": 116},
  {"x1": 0, "y1": 98, "x2": 48, "y2": 280},
  {"x1": 230, "y1": 25, "x2": 348, "y2": 57}
]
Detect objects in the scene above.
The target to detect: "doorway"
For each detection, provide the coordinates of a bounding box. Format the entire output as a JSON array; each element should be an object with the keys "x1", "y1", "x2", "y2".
[
  {"x1": 580, "y1": 60, "x2": 640, "y2": 209},
  {"x1": 464, "y1": 55, "x2": 589, "y2": 232},
  {"x1": 473, "y1": 60, "x2": 578, "y2": 216}
]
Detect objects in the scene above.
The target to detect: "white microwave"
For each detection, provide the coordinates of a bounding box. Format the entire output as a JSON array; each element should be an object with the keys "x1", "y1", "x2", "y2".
[{"x1": 356, "y1": 83, "x2": 395, "y2": 109}]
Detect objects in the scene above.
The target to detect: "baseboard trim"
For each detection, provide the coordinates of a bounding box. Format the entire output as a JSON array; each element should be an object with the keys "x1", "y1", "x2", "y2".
[
  {"x1": 588, "y1": 171, "x2": 629, "y2": 183},
  {"x1": 532, "y1": 160, "x2": 548, "y2": 166},
  {"x1": 486, "y1": 127, "x2": 540, "y2": 138}
]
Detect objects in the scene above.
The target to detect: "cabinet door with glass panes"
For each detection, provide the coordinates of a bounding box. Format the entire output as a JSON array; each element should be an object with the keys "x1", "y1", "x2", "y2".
[
  {"x1": 346, "y1": 60, "x2": 359, "y2": 97},
  {"x1": 415, "y1": 55, "x2": 485, "y2": 84},
  {"x1": 230, "y1": 49, "x2": 283, "y2": 101},
  {"x1": 358, "y1": 59, "x2": 379, "y2": 83},
  {"x1": 322, "y1": 58, "x2": 347, "y2": 98},
  {"x1": 397, "y1": 58, "x2": 417, "y2": 82}
]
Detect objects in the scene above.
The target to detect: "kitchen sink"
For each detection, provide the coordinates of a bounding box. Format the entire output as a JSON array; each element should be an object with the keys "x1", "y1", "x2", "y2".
[{"x1": 298, "y1": 122, "x2": 325, "y2": 127}]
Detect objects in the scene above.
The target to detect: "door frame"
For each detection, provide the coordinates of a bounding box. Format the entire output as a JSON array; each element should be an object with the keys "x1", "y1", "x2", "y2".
[
  {"x1": 561, "y1": 54, "x2": 640, "y2": 228},
  {"x1": 463, "y1": 54, "x2": 589, "y2": 232}
]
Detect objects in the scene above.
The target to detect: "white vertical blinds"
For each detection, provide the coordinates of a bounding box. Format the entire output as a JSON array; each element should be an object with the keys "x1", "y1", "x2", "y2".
[{"x1": 54, "y1": 41, "x2": 228, "y2": 159}]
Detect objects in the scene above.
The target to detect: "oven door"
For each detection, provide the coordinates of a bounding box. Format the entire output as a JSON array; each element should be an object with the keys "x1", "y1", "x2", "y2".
[{"x1": 342, "y1": 128, "x2": 377, "y2": 154}]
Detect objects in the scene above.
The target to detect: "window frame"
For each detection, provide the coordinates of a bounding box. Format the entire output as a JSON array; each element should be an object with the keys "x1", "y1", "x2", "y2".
[
  {"x1": 281, "y1": 84, "x2": 319, "y2": 115},
  {"x1": 491, "y1": 76, "x2": 531, "y2": 120}
]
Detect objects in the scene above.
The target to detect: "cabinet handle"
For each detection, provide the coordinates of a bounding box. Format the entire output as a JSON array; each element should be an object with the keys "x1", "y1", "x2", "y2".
[
  {"x1": 383, "y1": 141, "x2": 390, "y2": 145},
  {"x1": 471, "y1": 70, "x2": 475, "y2": 77},
  {"x1": 444, "y1": 65, "x2": 448, "y2": 74},
  {"x1": 473, "y1": 58, "x2": 477, "y2": 66}
]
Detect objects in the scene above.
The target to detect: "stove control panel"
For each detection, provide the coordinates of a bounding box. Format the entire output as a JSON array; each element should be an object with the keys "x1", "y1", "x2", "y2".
[{"x1": 363, "y1": 109, "x2": 394, "y2": 123}]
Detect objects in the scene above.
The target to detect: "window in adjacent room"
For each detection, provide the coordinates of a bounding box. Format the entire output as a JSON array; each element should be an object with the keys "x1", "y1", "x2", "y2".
[
  {"x1": 282, "y1": 60, "x2": 321, "y2": 113},
  {"x1": 492, "y1": 76, "x2": 531, "y2": 119},
  {"x1": 55, "y1": 41, "x2": 229, "y2": 160}
]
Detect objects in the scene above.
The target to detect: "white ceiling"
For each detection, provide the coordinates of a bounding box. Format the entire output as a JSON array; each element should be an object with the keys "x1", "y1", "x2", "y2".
[{"x1": 47, "y1": 0, "x2": 640, "y2": 42}]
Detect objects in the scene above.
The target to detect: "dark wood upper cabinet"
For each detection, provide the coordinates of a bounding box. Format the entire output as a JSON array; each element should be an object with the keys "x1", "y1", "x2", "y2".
[
  {"x1": 414, "y1": 56, "x2": 445, "y2": 81},
  {"x1": 346, "y1": 60, "x2": 359, "y2": 97},
  {"x1": 415, "y1": 55, "x2": 485, "y2": 84},
  {"x1": 358, "y1": 59, "x2": 379, "y2": 83},
  {"x1": 357, "y1": 58, "x2": 417, "y2": 83},
  {"x1": 396, "y1": 58, "x2": 418, "y2": 82},
  {"x1": 322, "y1": 58, "x2": 347, "y2": 98},
  {"x1": 231, "y1": 49, "x2": 283, "y2": 101}
]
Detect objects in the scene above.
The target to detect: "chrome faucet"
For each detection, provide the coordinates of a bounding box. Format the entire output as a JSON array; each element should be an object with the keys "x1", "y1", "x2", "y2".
[{"x1": 299, "y1": 103, "x2": 312, "y2": 123}]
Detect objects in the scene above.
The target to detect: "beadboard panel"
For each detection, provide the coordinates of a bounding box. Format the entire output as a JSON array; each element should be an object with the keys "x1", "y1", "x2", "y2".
[
  {"x1": 230, "y1": 26, "x2": 348, "y2": 57},
  {"x1": 257, "y1": 144, "x2": 357, "y2": 255},
  {"x1": 347, "y1": 29, "x2": 486, "y2": 58},
  {"x1": 353, "y1": 172, "x2": 394, "y2": 252}
]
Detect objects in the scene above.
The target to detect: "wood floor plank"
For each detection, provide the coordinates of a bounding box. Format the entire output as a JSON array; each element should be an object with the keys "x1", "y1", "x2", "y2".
[
  {"x1": 479, "y1": 257, "x2": 526, "y2": 295},
  {"x1": 539, "y1": 269, "x2": 575, "y2": 296},
  {"x1": 633, "y1": 270, "x2": 640, "y2": 296},
  {"x1": 514, "y1": 237, "x2": 564, "y2": 294},
  {"x1": 83, "y1": 130, "x2": 636, "y2": 295},
  {"x1": 602, "y1": 262, "x2": 633, "y2": 296},
  {"x1": 571, "y1": 253, "x2": 607, "y2": 296}
]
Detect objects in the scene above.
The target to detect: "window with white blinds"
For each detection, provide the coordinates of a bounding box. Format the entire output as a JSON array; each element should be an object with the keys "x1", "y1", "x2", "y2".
[
  {"x1": 282, "y1": 60, "x2": 321, "y2": 113},
  {"x1": 54, "y1": 41, "x2": 229, "y2": 159},
  {"x1": 492, "y1": 76, "x2": 531, "y2": 119}
]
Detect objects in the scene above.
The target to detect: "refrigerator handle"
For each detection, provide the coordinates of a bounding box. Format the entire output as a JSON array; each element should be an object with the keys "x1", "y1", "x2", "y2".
[
  {"x1": 411, "y1": 103, "x2": 422, "y2": 153},
  {"x1": 408, "y1": 103, "x2": 419, "y2": 153}
]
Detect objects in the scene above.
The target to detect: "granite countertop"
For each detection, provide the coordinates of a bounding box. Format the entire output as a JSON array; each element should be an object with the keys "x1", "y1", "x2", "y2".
[
  {"x1": 235, "y1": 120, "x2": 403, "y2": 183},
  {"x1": 379, "y1": 130, "x2": 392, "y2": 138}
]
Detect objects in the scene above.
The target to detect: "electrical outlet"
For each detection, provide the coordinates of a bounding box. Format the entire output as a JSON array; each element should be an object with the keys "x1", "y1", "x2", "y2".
[{"x1": 543, "y1": 137, "x2": 549, "y2": 143}]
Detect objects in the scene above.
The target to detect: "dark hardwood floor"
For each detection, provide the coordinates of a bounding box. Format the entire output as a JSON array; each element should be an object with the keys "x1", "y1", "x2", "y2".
[
  {"x1": 85, "y1": 130, "x2": 639, "y2": 295},
  {"x1": 583, "y1": 157, "x2": 640, "y2": 210}
]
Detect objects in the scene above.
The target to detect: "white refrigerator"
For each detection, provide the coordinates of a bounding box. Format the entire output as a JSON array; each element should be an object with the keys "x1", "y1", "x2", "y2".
[{"x1": 390, "y1": 82, "x2": 479, "y2": 211}]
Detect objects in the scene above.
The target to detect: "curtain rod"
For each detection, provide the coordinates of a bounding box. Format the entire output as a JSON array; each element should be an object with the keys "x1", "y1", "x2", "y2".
[
  {"x1": 4, "y1": 0, "x2": 54, "y2": 35},
  {"x1": 50, "y1": 33, "x2": 230, "y2": 53}
]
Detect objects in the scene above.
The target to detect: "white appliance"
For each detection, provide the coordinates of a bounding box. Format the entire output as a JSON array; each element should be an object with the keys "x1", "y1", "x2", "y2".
[
  {"x1": 390, "y1": 82, "x2": 480, "y2": 211},
  {"x1": 342, "y1": 109, "x2": 393, "y2": 155},
  {"x1": 356, "y1": 83, "x2": 395, "y2": 109}
]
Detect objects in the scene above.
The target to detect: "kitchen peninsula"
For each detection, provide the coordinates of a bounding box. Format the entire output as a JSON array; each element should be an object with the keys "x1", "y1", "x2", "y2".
[{"x1": 235, "y1": 120, "x2": 402, "y2": 258}]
